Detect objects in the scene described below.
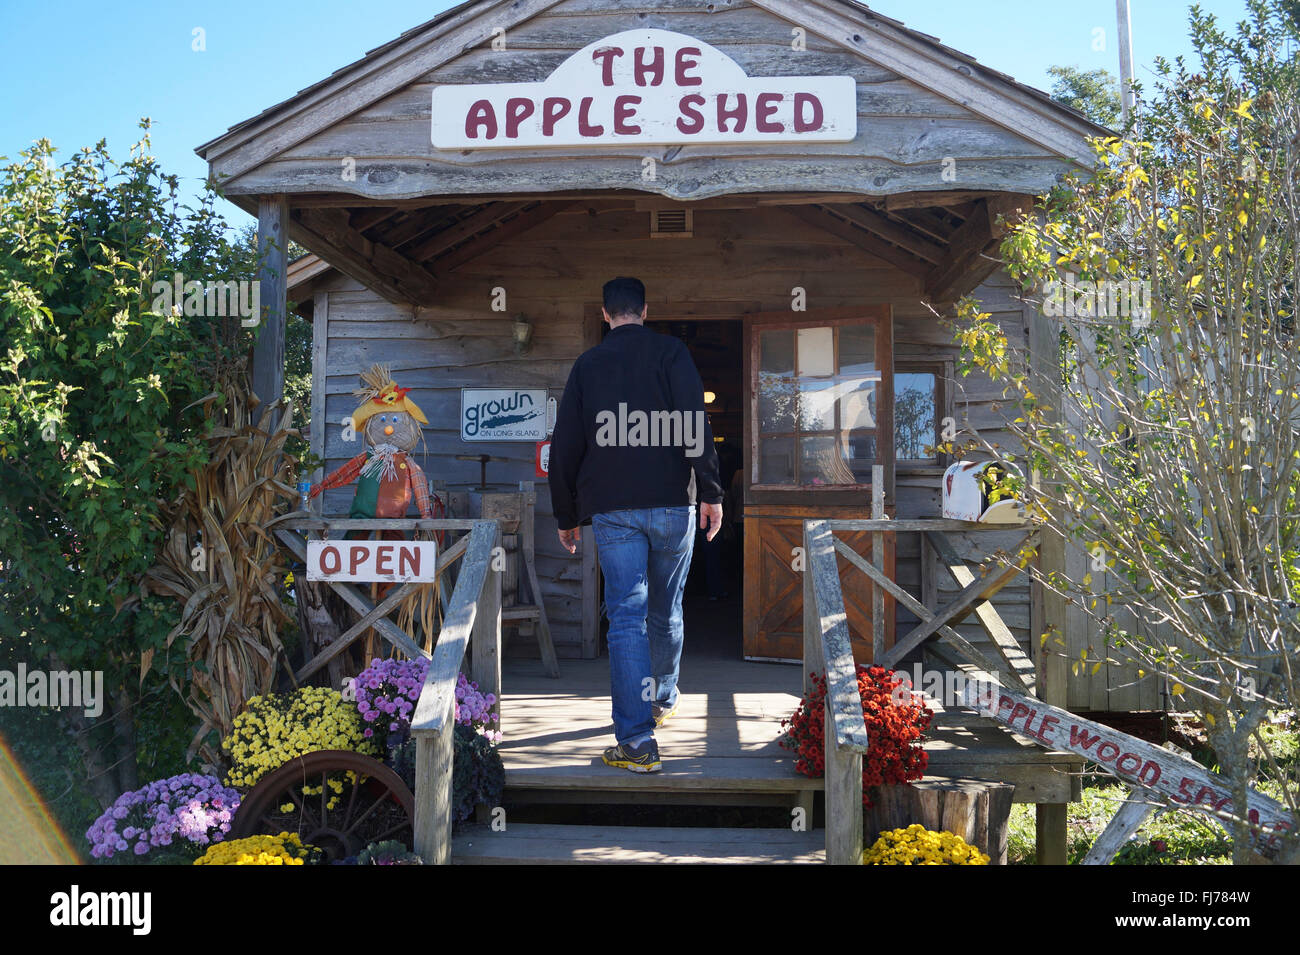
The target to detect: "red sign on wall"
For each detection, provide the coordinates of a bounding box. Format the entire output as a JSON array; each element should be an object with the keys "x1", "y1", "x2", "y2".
[{"x1": 535, "y1": 440, "x2": 551, "y2": 478}]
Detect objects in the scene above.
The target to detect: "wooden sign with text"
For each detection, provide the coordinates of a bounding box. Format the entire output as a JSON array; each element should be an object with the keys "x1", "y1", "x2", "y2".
[
  {"x1": 431, "y1": 29, "x2": 857, "y2": 150},
  {"x1": 306, "y1": 539, "x2": 438, "y2": 583},
  {"x1": 963, "y1": 681, "x2": 1294, "y2": 851}
]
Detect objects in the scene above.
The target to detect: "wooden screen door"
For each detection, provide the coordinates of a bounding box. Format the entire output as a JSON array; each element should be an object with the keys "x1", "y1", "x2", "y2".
[{"x1": 741, "y1": 307, "x2": 896, "y2": 663}]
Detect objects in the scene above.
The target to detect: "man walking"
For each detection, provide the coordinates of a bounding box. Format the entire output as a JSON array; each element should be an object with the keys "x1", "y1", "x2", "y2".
[{"x1": 549, "y1": 277, "x2": 724, "y2": 773}]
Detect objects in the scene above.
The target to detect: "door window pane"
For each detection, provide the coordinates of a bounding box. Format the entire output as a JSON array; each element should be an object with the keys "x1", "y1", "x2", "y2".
[
  {"x1": 753, "y1": 322, "x2": 880, "y2": 486},
  {"x1": 759, "y1": 436, "x2": 796, "y2": 484}
]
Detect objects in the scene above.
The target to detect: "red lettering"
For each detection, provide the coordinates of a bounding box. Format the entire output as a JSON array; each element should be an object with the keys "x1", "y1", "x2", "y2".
[
  {"x1": 996, "y1": 694, "x2": 1014, "y2": 718},
  {"x1": 1036, "y1": 714, "x2": 1060, "y2": 744},
  {"x1": 793, "y1": 92, "x2": 824, "y2": 133},
  {"x1": 677, "y1": 94, "x2": 705, "y2": 134},
  {"x1": 634, "y1": 46, "x2": 664, "y2": 86},
  {"x1": 349, "y1": 546, "x2": 367, "y2": 576},
  {"x1": 319, "y1": 545, "x2": 341, "y2": 575},
  {"x1": 578, "y1": 97, "x2": 604, "y2": 137},
  {"x1": 717, "y1": 93, "x2": 747, "y2": 133},
  {"x1": 465, "y1": 100, "x2": 498, "y2": 140},
  {"x1": 1172, "y1": 776, "x2": 1196, "y2": 804},
  {"x1": 675, "y1": 47, "x2": 702, "y2": 86},
  {"x1": 591, "y1": 46, "x2": 624, "y2": 86},
  {"x1": 542, "y1": 96, "x2": 572, "y2": 136},
  {"x1": 1069, "y1": 724, "x2": 1102, "y2": 751},
  {"x1": 1116, "y1": 752, "x2": 1143, "y2": 775},
  {"x1": 505, "y1": 97, "x2": 535, "y2": 138},
  {"x1": 374, "y1": 545, "x2": 394, "y2": 575},
  {"x1": 1096, "y1": 741, "x2": 1121, "y2": 763},
  {"x1": 756, "y1": 92, "x2": 784, "y2": 133},
  {"x1": 1139, "y1": 760, "x2": 1161, "y2": 786},
  {"x1": 399, "y1": 546, "x2": 421, "y2": 577},
  {"x1": 1008, "y1": 702, "x2": 1030, "y2": 728},
  {"x1": 614, "y1": 95, "x2": 642, "y2": 135}
]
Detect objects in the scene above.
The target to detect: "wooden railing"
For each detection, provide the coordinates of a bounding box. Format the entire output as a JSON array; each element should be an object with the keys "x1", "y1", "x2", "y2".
[
  {"x1": 802, "y1": 518, "x2": 871, "y2": 865},
  {"x1": 410, "y1": 519, "x2": 502, "y2": 864},
  {"x1": 273, "y1": 516, "x2": 483, "y2": 674}
]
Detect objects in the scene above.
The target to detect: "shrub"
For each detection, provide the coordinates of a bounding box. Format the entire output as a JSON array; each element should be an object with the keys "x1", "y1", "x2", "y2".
[
  {"x1": 222, "y1": 687, "x2": 380, "y2": 789},
  {"x1": 781, "y1": 666, "x2": 932, "y2": 806},
  {"x1": 85, "y1": 773, "x2": 239, "y2": 861},
  {"x1": 193, "y1": 832, "x2": 320, "y2": 865},
  {"x1": 864, "y1": 824, "x2": 989, "y2": 865}
]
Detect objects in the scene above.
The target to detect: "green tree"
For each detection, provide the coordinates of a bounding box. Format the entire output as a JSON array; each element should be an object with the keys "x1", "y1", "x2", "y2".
[
  {"x1": 957, "y1": 1, "x2": 1300, "y2": 862},
  {"x1": 1047, "y1": 65, "x2": 1123, "y2": 129},
  {"x1": 0, "y1": 128, "x2": 261, "y2": 807}
]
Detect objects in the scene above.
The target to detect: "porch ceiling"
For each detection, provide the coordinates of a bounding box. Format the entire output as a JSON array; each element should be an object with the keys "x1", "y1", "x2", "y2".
[{"x1": 283, "y1": 190, "x2": 1030, "y2": 309}]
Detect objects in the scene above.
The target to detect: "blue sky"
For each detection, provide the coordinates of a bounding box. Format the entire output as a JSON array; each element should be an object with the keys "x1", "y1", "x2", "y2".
[{"x1": 0, "y1": 0, "x2": 1251, "y2": 228}]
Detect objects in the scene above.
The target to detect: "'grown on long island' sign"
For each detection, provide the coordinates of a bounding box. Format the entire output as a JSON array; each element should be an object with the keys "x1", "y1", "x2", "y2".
[{"x1": 431, "y1": 29, "x2": 857, "y2": 149}]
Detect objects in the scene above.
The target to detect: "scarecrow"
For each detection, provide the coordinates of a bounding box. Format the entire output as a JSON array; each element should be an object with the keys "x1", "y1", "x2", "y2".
[
  {"x1": 309, "y1": 364, "x2": 437, "y2": 520},
  {"x1": 308, "y1": 364, "x2": 443, "y2": 658}
]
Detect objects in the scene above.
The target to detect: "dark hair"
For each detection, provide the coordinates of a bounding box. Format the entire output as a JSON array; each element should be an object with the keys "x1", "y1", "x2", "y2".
[{"x1": 603, "y1": 276, "x2": 646, "y2": 320}]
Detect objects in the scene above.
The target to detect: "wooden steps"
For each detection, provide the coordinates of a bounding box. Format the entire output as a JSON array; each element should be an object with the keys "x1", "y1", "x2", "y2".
[{"x1": 452, "y1": 823, "x2": 825, "y2": 864}]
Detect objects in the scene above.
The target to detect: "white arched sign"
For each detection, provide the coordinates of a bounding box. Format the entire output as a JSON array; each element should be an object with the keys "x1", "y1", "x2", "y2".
[{"x1": 431, "y1": 28, "x2": 857, "y2": 149}]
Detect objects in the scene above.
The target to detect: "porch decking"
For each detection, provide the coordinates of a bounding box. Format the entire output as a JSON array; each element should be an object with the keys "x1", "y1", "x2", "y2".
[{"x1": 450, "y1": 654, "x2": 1081, "y2": 864}]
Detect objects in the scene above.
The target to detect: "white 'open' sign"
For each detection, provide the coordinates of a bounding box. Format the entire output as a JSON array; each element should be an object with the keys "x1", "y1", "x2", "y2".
[{"x1": 306, "y1": 539, "x2": 438, "y2": 583}]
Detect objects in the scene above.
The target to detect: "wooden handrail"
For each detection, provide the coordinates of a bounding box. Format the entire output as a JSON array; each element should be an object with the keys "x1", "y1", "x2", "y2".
[
  {"x1": 274, "y1": 515, "x2": 481, "y2": 532},
  {"x1": 803, "y1": 517, "x2": 868, "y2": 866},
  {"x1": 410, "y1": 519, "x2": 501, "y2": 865}
]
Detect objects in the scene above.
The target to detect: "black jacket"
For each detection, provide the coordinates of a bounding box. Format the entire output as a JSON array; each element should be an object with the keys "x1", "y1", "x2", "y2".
[{"x1": 549, "y1": 322, "x2": 724, "y2": 530}]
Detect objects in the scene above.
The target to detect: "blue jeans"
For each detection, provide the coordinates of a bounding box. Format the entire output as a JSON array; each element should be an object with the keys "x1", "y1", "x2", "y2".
[{"x1": 591, "y1": 505, "x2": 695, "y2": 748}]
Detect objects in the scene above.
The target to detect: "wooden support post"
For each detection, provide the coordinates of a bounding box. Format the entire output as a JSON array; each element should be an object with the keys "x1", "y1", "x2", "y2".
[
  {"x1": 802, "y1": 524, "x2": 822, "y2": 701},
  {"x1": 253, "y1": 195, "x2": 289, "y2": 417},
  {"x1": 1036, "y1": 803, "x2": 1068, "y2": 865},
  {"x1": 414, "y1": 715, "x2": 454, "y2": 865},
  {"x1": 871, "y1": 465, "x2": 886, "y2": 662},
  {"x1": 473, "y1": 525, "x2": 503, "y2": 735},
  {"x1": 519, "y1": 481, "x2": 560, "y2": 678},
  {"x1": 824, "y1": 706, "x2": 863, "y2": 865}
]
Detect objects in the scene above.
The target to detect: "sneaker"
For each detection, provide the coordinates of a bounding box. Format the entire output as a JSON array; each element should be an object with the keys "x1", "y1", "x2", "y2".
[
  {"x1": 602, "y1": 738, "x2": 661, "y2": 773},
  {"x1": 652, "y1": 700, "x2": 678, "y2": 727}
]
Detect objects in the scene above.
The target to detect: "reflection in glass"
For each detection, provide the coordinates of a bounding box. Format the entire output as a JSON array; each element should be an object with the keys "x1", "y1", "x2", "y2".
[
  {"x1": 800, "y1": 436, "x2": 856, "y2": 485},
  {"x1": 895, "y1": 372, "x2": 937, "y2": 461},
  {"x1": 759, "y1": 436, "x2": 795, "y2": 484}
]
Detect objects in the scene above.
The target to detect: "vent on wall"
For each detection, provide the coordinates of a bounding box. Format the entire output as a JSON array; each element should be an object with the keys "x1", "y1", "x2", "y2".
[{"x1": 650, "y1": 208, "x2": 694, "y2": 238}]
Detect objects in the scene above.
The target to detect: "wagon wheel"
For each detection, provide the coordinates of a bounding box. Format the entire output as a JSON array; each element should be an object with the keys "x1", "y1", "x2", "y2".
[{"x1": 230, "y1": 750, "x2": 415, "y2": 861}]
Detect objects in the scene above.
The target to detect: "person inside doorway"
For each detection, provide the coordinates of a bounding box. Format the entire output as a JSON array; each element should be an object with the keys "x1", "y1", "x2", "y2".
[{"x1": 549, "y1": 277, "x2": 724, "y2": 773}]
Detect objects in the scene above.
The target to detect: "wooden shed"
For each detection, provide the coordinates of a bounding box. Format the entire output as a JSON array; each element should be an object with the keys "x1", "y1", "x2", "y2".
[{"x1": 199, "y1": 0, "x2": 1143, "y2": 862}]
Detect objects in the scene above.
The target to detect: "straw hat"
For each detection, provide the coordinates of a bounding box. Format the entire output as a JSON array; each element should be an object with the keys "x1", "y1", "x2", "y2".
[{"x1": 350, "y1": 364, "x2": 429, "y2": 427}]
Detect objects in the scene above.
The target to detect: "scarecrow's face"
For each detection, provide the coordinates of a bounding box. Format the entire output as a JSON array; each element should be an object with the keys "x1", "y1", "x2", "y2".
[{"x1": 364, "y1": 410, "x2": 421, "y2": 451}]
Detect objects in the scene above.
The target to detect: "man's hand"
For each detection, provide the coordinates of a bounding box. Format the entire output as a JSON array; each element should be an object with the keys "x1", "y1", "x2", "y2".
[
  {"x1": 557, "y1": 526, "x2": 581, "y2": 554},
  {"x1": 700, "y1": 502, "x2": 723, "y2": 542}
]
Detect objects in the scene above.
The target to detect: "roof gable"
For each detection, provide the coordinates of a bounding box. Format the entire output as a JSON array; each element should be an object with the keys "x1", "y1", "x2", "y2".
[{"x1": 201, "y1": 0, "x2": 1106, "y2": 202}]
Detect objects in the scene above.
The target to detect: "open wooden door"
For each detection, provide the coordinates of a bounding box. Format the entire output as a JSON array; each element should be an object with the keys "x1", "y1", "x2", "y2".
[{"x1": 741, "y1": 307, "x2": 895, "y2": 663}]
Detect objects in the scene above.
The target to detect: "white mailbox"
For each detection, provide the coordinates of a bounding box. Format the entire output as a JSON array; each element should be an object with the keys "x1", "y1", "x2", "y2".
[{"x1": 942, "y1": 461, "x2": 1025, "y2": 524}]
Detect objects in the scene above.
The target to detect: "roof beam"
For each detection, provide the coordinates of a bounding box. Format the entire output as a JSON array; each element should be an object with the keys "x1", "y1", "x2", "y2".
[
  {"x1": 431, "y1": 202, "x2": 572, "y2": 273},
  {"x1": 924, "y1": 195, "x2": 1031, "y2": 304},
  {"x1": 292, "y1": 208, "x2": 442, "y2": 305},
  {"x1": 833, "y1": 204, "x2": 947, "y2": 264},
  {"x1": 407, "y1": 202, "x2": 534, "y2": 262},
  {"x1": 782, "y1": 205, "x2": 930, "y2": 278}
]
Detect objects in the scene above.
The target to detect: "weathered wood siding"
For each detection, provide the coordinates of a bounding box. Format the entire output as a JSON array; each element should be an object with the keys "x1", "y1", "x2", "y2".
[
  {"x1": 228, "y1": 0, "x2": 1076, "y2": 200},
  {"x1": 313, "y1": 203, "x2": 1067, "y2": 691}
]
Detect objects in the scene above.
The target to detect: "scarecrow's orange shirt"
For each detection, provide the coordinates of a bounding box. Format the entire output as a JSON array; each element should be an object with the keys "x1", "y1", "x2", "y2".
[{"x1": 310, "y1": 451, "x2": 434, "y2": 519}]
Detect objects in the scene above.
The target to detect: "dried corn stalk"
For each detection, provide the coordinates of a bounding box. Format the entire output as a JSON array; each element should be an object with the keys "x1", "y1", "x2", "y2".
[{"x1": 139, "y1": 369, "x2": 300, "y2": 763}]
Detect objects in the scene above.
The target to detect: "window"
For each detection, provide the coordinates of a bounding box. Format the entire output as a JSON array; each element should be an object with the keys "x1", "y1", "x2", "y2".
[
  {"x1": 753, "y1": 323, "x2": 882, "y2": 487},
  {"x1": 893, "y1": 362, "x2": 949, "y2": 466}
]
